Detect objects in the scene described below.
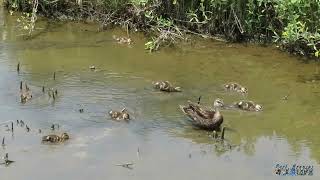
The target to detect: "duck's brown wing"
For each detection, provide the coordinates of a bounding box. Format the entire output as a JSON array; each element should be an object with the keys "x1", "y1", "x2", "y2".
[
  {"x1": 187, "y1": 101, "x2": 214, "y2": 119},
  {"x1": 179, "y1": 104, "x2": 219, "y2": 130}
]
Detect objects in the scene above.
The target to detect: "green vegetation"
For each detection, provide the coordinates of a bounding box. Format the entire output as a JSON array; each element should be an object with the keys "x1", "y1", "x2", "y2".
[{"x1": 3, "y1": 0, "x2": 320, "y2": 58}]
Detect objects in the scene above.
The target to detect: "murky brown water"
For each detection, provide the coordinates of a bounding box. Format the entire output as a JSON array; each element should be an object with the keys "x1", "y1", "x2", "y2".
[{"x1": 1, "y1": 3, "x2": 320, "y2": 180}]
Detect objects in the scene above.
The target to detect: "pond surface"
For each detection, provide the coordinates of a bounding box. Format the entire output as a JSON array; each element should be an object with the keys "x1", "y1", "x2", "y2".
[{"x1": 1, "y1": 4, "x2": 320, "y2": 180}]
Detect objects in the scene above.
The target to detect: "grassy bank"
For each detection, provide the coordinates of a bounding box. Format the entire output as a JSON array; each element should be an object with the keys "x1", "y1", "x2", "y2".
[{"x1": 3, "y1": 0, "x2": 320, "y2": 59}]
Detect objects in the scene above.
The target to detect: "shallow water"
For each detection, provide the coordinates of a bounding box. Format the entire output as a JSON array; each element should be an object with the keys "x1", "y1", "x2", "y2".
[{"x1": 1, "y1": 4, "x2": 320, "y2": 180}]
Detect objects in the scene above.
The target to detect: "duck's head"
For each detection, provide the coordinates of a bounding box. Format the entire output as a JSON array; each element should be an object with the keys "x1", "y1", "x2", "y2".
[
  {"x1": 213, "y1": 98, "x2": 224, "y2": 108},
  {"x1": 122, "y1": 113, "x2": 130, "y2": 120},
  {"x1": 255, "y1": 104, "x2": 263, "y2": 111},
  {"x1": 240, "y1": 87, "x2": 248, "y2": 94},
  {"x1": 61, "y1": 133, "x2": 69, "y2": 140},
  {"x1": 153, "y1": 81, "x2": 161, "y2": 89},
  {"x1": 174, "y1": 87, "x2": 182, "y2": 92}
]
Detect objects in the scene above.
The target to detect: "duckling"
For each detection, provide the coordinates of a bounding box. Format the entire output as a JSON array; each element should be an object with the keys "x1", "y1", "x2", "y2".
[
  {"x1": 20, "y1": 92, "x2": 32, "y2": 104},
  {"x1": 234, "y1": 101, "x2": 262, "y2": 111},
  {"x1": 109, "y1": 108, "x2": 130, "y2": 121},
  {"x1": 224, "y1": 82, "x2": 248, "y2": 94},
  {"x1": 19, "y1": 82, "x2": 32, "y2": 104},
  {"x1": 42, "y1": 132, "x2": 70, "y2": 143},
  {"x1": 213, "y1": 98, "x2": 225, "y2": 108},
  {"x1": 153, "y1": 81, "x2": 181, "y2": 92},
  {"x1": 213, "y1": 98, "x2": 262, "y2": 112},
  {"x1": 112, "y1": 35, "x2": 132, "y2": 45}
]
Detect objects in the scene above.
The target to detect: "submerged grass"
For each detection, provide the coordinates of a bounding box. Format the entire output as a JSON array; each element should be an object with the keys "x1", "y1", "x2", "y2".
[{"x1": 3, "y1": 0, "x2": 320, "y2": 59}]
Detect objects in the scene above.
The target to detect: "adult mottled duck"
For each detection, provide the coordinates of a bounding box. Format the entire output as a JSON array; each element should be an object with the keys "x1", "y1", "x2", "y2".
[{"x1": 179, "y1": 101, "x2": 223, "y2": 131}]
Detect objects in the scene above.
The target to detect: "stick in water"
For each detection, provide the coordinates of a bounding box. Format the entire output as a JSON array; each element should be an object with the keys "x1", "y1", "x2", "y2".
[
  {"x1": 2, "y1": 137, "x2": 4, "y2": 146},
  {"x1": 11, "y1": 122, "x2": 13, "y2": 132},
  {"x1": 197, "y1": 96, "x2": 202, "y2": 104},
  {"x1": 137, "y1": 147, "x2": 140, "y2": 159},
  {"x1": 17, "y1": 62, "x2": 20, "y2": 72},
  {"x1": 20, "y1": 81, "x2": 23, "y2": 90},
  {"x1": 42, "y1": 86, "x2": 45, "y2": 93},
  {"x1": 53, "y1": 72, "x2": 56, "y2": 80},
  {"x1": 116, "y1": 162, "x2": 134, "y2": 169},
  {"x1": 25, "y1": 83, "x2": 29, "y2": 91}
]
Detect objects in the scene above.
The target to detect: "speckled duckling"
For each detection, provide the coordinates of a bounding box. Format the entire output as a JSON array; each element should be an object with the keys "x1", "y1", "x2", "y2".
[
  {"x1": 42, "y1": 132, "x2": 70, "y2": 143},
  {"x1": 224, "y1": 82, "x2": 248, "y2": 94},
  {"x1": 213, "y1": 98, "x2": 262, "y2": 112},
  {"x1": 20, "y1": 82, "x2": 32, "y2": 103},
  {"x1": 109, "y1": 108, "x2": 130, "y2": 121},
  {"x1": 153, "y1": 81, "x2": 181, "y2": 92},
  {"x1": 234, "y1": 101, "x2": 262, "y2": 112},
  {"x1": 112, "y1": 35, "x2": 132, "y2": 45}
]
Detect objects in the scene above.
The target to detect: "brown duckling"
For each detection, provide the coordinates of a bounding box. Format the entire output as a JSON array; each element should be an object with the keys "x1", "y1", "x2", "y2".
[
  {"x1": 213, "y1": 98, "x2": 262, "y2": 112},
  {"x1": 42, "y1": 132, "x2": 70, "y2": 143},
  {"x1": 109, "y1": 108, "x2": 130, "y2": 121},
  {"x1": 20, "y1": 91, "x2": 32, "y2": 103},
  {"x1": 153, "y1": 81, "x2": 181, "y2": 92},
  {"x1": 234, "y1": 101, "x2": 262, "y2": 111},
  {"x1": 112, "y1": 35, "x2": 132, "y2": 45},
  {"x1": 224, "y1": 82, "x2": 248, "y2": 94},
  {"x1": 20, "y1": 82, "x2": 32, "y2": 103}
]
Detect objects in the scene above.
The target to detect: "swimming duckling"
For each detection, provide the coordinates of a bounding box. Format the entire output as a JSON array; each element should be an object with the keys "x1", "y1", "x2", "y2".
[
  {"x1": 112, "y1": 35, "x2": 132, "y2": 45},
  {"x1": 20, "y1": 92, "x2": 32, "y2": 104},
  {"x1": 153, "y1": 81, "x2": 181, "y2": 92},
  {"x1": 20, "y1": 82, "x2": 32, "y2": 104},
  {"x1": 234, "y1": 101, "x2": 262, "y2": 111},
  {"x1": 224, "y1": 82, "x2": 248, "y2": 94},
  {"x1": 109, "y1": 108, "x2": 130, "y2": 121},
  {"x1": 213, "y1": 98, "x2": 262, "y2": 112},
  {"x1": 213, "y1": 98, "x2": 225, "y2": 108},
  {"x1": 42, "y1": 132, "x2": 70, "y2": 143}
]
